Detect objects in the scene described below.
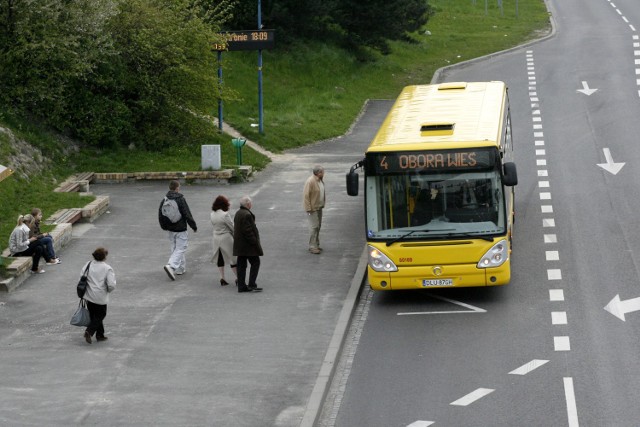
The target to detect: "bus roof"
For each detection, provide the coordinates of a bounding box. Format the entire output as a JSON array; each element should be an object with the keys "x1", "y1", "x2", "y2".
[{"x1": 367, "y1": 81, "x2": 507, "y2": 153}]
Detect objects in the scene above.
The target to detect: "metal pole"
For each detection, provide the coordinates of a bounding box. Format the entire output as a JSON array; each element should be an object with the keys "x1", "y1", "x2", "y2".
[
  {"x1": 217, "y1": 50, "x2": 223, "y2": 131},
  {"x1": 258, "y1": 0, "x2": 264, "y2": 134}
]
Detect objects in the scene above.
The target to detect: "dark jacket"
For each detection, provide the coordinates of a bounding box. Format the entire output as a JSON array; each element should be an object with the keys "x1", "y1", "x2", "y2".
[
  {"x1": 158, "y1": 190, "x2": 197, "y2": 232},
  {"x1": 233, "y1": 206, "x2": 263, "y2": 256}
]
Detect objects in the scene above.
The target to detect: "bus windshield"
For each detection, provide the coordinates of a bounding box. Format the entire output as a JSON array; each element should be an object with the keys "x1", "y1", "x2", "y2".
[{"x1": 365, "y1": 168, "x2": 506, "y2": 240}]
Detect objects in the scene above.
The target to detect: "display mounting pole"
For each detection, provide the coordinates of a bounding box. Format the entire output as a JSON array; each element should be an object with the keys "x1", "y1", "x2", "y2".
[
  {"x1": 258, "y1": 0, "x2": 264, "y2": 134},
  {"x1": 217, "y1": 50, "x2": 223, "y2": 131}
]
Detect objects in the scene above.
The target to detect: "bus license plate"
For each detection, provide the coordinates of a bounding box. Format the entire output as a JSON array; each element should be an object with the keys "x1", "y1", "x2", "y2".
[{"x1": 422, "y1": 279, "x2": 453, "y2": 287}]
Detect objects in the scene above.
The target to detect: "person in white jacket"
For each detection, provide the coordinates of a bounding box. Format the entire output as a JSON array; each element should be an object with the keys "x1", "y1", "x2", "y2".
[
  {"x1": 82, "y1": 247, "x2": 116, "y2": 344},
  {"x1": 210, "y1": 195, "x2": 237, "y2": 286},
  {"x1": 8, "y1": 214, "x2": 48, "y2": 274}
]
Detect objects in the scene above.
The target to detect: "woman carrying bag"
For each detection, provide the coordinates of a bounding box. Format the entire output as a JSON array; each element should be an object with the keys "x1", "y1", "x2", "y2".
[{"x1": 82, "y1": 247, "x2": 116, "y2": 344}]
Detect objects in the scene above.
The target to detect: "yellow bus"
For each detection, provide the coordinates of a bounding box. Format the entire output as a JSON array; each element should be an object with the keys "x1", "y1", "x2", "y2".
[{"x1": 346, "y1": 81, "x2": 517, "y2": 290}]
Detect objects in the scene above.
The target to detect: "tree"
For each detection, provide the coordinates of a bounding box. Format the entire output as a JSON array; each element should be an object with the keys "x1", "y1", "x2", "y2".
[
  {"x1": 0, "y1": 0, "x2": 235, "y2": 149},
  {"x1": 225, "y1": 0, "x2": 431, "y2": 53},
  {"x1": 0, "y1": 0, "x2": 120, "y2": 129},
  {"x1": 336, "y1": 0, "x2": 432, "y2": 54},
  {"x1": 226, "y1": 0, "x2": 339, "y2": 43}
]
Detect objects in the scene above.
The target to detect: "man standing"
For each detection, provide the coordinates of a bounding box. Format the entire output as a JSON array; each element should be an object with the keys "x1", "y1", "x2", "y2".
[
  {"x1": 303, "y1": 165, "x2": 325, "y2": 254},
  {"x1": 159, "y1": 180, "x2": 197, "y2": 280},
  {"x1": 233, "y1": 196, "x2": 263, "y2": 293}
]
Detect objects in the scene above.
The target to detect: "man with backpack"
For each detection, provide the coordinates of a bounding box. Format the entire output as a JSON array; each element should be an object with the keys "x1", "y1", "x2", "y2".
[{"x1": 158, "y1": 180, "x2": 197, "y2": 280}]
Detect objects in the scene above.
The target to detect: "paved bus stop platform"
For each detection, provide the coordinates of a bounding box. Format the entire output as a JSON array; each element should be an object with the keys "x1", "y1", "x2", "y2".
[{"x1": 0, "y1": 100, "x2": 393, "y2": 426}]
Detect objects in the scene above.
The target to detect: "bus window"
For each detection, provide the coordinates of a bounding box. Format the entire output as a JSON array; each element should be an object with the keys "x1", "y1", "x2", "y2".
[{"x1": 366, "y1": 169, "x2": 505, "y2": 240}]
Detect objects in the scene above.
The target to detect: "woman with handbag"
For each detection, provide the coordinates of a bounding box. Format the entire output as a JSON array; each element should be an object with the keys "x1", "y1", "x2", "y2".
[{"x1": 82, "y1": 247, "x2": 116, "y2": 344}]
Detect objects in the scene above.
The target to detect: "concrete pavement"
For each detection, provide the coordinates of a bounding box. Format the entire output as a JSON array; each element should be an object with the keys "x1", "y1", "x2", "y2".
[{"x1": 0, "y1": 100, "x2": 393, "y2": 426}]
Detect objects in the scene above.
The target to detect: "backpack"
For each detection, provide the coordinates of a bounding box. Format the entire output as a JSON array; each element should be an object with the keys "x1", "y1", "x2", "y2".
[{"x1": 161, "y1": 197, "x2": 182, "y2": 223}]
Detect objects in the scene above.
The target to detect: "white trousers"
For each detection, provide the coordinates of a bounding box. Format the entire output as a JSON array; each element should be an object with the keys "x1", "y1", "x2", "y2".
[{"x1": 167, "y1": 231, "x2": 188, "y2": 273}]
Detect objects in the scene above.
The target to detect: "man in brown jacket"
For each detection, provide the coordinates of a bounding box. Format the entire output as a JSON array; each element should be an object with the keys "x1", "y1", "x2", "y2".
[
  {"x1": 303, "y1": 165, "x2": 325, "y2": 254},
  {"x1": 233, "y1": 196, "x2": 263, "y2": 293}
]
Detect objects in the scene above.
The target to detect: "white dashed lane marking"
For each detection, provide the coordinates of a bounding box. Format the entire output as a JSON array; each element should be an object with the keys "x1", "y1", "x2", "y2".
[
  {"x1": 509, "y1": 359, "x2": 550, "y2": 375},
  {"x1": 450, "y1": 388, "x2": 495, "y2": 406}
]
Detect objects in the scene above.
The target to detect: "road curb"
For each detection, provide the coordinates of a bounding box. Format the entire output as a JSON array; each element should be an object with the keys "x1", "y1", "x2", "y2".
[{"x1": 299, "y1": 246, "x2": 368, "y2": 427}]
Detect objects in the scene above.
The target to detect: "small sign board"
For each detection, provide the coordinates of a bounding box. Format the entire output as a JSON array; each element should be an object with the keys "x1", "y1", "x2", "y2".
[
  {"x1": 213, "y1": 30, "x2": 275, "y2": 51},
  {"x1": 201, "y1": 145, "x2": 221, "y2": 171}
]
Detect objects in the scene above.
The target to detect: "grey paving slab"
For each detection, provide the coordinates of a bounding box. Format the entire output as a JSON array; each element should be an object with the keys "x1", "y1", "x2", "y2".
[{"x1": 0, "y1": 100, "x2": 393, "y2": 427}]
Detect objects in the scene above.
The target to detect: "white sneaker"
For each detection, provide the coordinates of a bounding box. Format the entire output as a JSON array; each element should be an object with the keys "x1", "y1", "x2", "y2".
[
  {"x1": 46, "y1": 258, "x2": 61, "y2": 265},
  {"x1": 30, "y1": 268, "x2": 45, "y2": 274},
  {"x1": 164, "y1": 265, "x2": 176, "y2": 281}
]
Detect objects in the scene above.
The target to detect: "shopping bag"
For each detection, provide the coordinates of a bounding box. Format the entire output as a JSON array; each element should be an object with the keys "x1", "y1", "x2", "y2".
[{"x1": 70, "y1": 299, "x2": 90, "y2": 327}]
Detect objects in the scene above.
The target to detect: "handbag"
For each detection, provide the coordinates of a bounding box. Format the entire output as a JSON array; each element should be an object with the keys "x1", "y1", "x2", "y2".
[
  {"x1": 77, "y1": 262, "x2": 91, "y2": 298},
  {"x1": 70, "y1": 299, "x2": 91, "y2": 327}
]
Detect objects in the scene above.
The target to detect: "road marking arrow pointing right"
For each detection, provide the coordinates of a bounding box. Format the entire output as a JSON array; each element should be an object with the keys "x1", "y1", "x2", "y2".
[{"x1": 604, "y1": 294, "x2": 640, "y2": 321}]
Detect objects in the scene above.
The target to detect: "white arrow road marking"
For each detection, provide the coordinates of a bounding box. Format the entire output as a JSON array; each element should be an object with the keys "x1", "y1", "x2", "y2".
[
  {"x1": 577, "y1": 80, "x2": 598, "y2": 95},
  {"x1": 407, "y1": 422, "x2": 435, "y2": 427},
  {"x1": 397, "y1": 294, "x2": 487, "y2": 316},
  {"x1": 509, "y1": 359, "x2": 549, "y2": 375},
  {"x1": 451, "y1": 388, "x2": 494, "y2": 406},
  {"x1": 604, "y1": 294, "x2": 640, "y2": 321},
  {"x1": 597, "y1": 148, "x2": 625, "y2": 175}
]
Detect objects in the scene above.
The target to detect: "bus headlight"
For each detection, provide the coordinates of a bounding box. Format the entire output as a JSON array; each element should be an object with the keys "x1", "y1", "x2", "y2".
[
  {"x1": 477, "y1": 239, "x2": 508, "y2": 268},
  {"x1": 368, "y1": 245, "x2": 398, "y2": 272}
]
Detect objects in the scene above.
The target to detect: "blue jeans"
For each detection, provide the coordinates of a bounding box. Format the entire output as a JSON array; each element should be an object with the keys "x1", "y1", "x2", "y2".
[{"x1": 39, "y1": 236, "x2": 56, "y2": 260}]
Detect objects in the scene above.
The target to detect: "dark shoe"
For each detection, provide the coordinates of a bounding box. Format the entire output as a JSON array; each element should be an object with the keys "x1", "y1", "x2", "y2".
[
  {"x1": 96, "y1": 336, "x2": 108, "y2": 342},
  {"x1": 84, "y1": 331, "x2": 92, "y2": 344},
  {"x1": 220, "y1": 278, "x2": 229, "y2": 286},
  {"x1": 309, "y1": 248, "x2": 321, "y2": 254},
  {"x1": 248, "y1": 285, "x2": 263, "y2": 292},
  {"x1": 238, "y1": 287, "x2": 253, "y2": 293}
]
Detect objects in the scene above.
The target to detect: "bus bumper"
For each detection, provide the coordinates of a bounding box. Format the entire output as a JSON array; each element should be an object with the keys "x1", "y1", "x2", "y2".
[{"x1": 368, "y1": 259, "x2": 511, "y2": 290}]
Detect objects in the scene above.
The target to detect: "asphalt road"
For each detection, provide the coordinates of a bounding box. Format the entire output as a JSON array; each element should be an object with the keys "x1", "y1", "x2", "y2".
[{"x1": 326, "y1": 0, "x2": 640, "y2": 425}]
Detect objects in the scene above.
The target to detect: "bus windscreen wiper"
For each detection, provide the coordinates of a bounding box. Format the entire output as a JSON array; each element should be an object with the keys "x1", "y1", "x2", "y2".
[
  {"x1": 436, "y1": 232, "x2": 495, "y2": 242},
  {"x1": 386, "y1": 228, "x2": 454, "y2": 246}
]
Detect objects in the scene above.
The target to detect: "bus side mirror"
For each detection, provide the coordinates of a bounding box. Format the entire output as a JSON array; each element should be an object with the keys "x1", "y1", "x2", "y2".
[
  {"x1": 503, "y1": 162, "x2": 518, "y2": 186},
  {"x1": 346, "y1": 171, "x2": 359, "y2": 196}
]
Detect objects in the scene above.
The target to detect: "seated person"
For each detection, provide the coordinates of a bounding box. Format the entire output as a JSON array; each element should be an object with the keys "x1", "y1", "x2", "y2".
[
  {"x1": 30, "y1": 208, "x2": 60, "y2": 265},
  {"x1": 411, "y1": 189, "x2": 434, "y2": 226},
  {"x1": 8, "y1": 214, "x2": 50, "y2": 274}
]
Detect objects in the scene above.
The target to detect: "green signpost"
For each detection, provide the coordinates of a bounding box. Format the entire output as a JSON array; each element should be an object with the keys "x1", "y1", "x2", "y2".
[{"x1": 231, "y1": 138, "x2": 246, "y2": 165}]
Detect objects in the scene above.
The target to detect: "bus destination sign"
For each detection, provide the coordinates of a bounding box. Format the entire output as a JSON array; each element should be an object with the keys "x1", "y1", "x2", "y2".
[
  {"x1": 366, "y1": 148, "x2": 496, "y2": 175},
  {"x1": 213, "y1": 30, "x2": 275, "y2": 51}
]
